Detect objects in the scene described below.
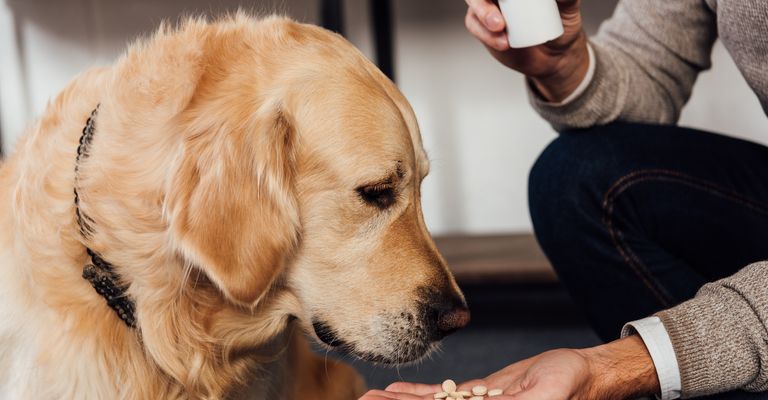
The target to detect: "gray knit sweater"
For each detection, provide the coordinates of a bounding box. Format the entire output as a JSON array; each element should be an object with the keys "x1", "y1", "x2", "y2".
[{"x1": 529, "y1": 0, "x2": 768, "y2": 397}]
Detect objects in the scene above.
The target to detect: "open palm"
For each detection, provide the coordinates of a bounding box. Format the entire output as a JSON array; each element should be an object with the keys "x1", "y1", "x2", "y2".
[{"x1": 360, "y1": 349, "x2": 590, "y2": 400}]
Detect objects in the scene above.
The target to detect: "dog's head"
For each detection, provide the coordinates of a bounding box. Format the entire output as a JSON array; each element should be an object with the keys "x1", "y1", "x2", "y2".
[
  {"x1": 110, "y1": 16, "x2": 467, "y2": 365},
  {"x1": 282, "y1": 37, "x2": 470, "y2": 363}
]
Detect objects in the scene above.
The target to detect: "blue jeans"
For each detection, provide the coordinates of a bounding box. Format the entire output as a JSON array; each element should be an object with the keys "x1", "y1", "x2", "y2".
[{"x1": 529, "y1": 122, "x2": 768, "y2": 399}]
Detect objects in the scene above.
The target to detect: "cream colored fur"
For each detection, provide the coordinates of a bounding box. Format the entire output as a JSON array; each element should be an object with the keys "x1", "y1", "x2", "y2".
[{"x1": 0, "y1": 14, "x2": 464, "y2": 400}]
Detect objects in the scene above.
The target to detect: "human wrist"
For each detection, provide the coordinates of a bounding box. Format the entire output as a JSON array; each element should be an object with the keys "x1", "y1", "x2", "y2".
[
  {"x1": 529, "y1": 32, "x2": 590, "y2": 103},
  {"x1": 580, "y1": 335, "x2": 661, "y2": 399}
]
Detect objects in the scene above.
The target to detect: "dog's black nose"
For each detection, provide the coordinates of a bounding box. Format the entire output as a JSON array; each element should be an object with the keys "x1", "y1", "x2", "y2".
[
  {"x1": 420, "y1": 287, "x2": 471, "y2": 340},
  {"x1": 437, "y1": 305, "x2": 470, "y2": 334},
  {"x1": 428, "y1": 293, "x2": 470, "y2": 340}
]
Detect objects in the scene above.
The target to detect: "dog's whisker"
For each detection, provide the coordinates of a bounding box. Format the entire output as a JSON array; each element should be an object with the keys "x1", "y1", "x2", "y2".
[
  {"x1": 323, "y1": 343, "x2": 334, "y2": 384},
  {"x1": 179, "y1": 260, "x2": 195, "y2": 293},
  {"x1": 192, "y1": 266, "x2": 203, "y2": 290}
]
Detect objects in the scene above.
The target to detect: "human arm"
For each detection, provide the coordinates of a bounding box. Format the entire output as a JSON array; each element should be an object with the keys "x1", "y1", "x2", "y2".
[
  {"x1": 654, "y1": 261, "x2": 768, "y2": 397},
  {"x1": 529, "y1": 0, "x2": 719, "y2": 130},
  {"x1": 378, "y1": 335, "x2": 659, "y2": 400},
  {"x1": 465, "y1": 0, "x2": 719, "y2": 131},
  {"x1": 380, "y1": 261, "x2": 768, "y2": 398}
]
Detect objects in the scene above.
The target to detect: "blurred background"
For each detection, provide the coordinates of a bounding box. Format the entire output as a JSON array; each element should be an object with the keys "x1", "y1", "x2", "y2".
[{"x1": 2, "y1": 0, "x2": 767, "y2": 390}]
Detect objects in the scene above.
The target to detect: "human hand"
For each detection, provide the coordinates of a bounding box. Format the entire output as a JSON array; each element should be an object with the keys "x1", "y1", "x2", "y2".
[
  {"x1": 371, "y1": 336, "x2": 659, "y2": 400},
  {"x1": 359, "y1": 383, "x2": 516, "y2": 400},
  {"x1": 463, "y1": 0, "x2": 589, "y2": 102},
  {"x1": 358, "y1": 383, "x2": 439, "y2": 400}
]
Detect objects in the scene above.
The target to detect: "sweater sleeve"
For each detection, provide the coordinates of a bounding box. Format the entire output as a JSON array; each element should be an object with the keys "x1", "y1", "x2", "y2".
[
  {"x1": 529, "y1": 0, "x2": 718, "y2": 131},
  {"x1": 655, "y1": 261, "x2": 768, "y2": 397}
]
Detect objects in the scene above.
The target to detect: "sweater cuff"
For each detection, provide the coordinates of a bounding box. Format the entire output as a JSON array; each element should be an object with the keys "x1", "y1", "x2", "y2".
[
  {"x1": 622, "y1": 317, "x2": 682, "y2": 400},
  {"x1": 527, "y1": 40, "x2": 627, "y2": 131},
  {"x1": 655, "y1": 289, "x2": 764, "y2": 397},
  {"x1": 541, "y1": 43, "x2": 596, "y2": 107}
]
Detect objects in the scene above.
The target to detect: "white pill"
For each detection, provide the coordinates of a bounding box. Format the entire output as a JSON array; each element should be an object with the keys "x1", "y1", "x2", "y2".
[
  {"x1": 434, "y1": 392, "x2": 449, "y2": 399},
  {"x1": 457, "y1": 391, "x2": 472, "y2": 397},
  {"x1": 442, "y1": 379, "x2": 457, "y2": 393},
  {"x1": 488, "y1": 389, "x2": 504, "y2": 396},
  {"x1": 470, "y1": 397, "x2": 484, "y2": 400},
  {"x1": 472, "y1": 385, "x2": 488, "y2": 396}
]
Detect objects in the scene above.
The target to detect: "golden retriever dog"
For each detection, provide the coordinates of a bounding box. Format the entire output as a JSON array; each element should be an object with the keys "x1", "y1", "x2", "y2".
[{"x1": 0, "y1": 13, "x2": 469, "y2": 400}]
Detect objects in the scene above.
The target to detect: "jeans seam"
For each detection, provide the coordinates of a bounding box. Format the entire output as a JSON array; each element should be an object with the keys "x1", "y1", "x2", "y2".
[{"x1": 601, "y1": 169, "x2": 768, "y2": 308}]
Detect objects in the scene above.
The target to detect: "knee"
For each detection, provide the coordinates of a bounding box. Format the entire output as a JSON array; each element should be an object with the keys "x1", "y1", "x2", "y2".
[
  {"x1": 528, "y1": 125, "x2": 624, "y2": 245},
  {"x1": 529, "y1": 134, "x2": 595, "y2": 218}
]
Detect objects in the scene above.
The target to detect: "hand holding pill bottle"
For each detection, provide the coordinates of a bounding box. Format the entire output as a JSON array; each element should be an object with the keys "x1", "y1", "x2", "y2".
[
  {"x1": 497, "y1": 0, "x2": 564, "y2": 48},
  {"x1": 463, "y1": 0, "x2": 590, "y2": 103}
]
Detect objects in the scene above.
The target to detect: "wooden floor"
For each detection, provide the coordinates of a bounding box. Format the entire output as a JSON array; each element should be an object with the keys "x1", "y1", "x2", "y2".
[{"x1": 434, "y1": 233, "x2": 556, "y2": 284}]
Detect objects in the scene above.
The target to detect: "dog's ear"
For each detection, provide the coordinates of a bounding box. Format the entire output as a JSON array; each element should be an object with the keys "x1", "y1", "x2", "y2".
[{"x1": 167, "y1": 102, "x2": 300, "y2": 307}]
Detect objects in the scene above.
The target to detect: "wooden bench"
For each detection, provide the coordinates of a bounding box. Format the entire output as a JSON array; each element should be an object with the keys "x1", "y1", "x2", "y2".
[{"x1": 434, "y1": 234, "x2": 556, "y2": 284}]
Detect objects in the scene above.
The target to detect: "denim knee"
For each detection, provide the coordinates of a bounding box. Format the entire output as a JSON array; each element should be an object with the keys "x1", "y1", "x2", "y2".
[{"x1": 528, "y1": 124, "x2": 626, "y2": 257}]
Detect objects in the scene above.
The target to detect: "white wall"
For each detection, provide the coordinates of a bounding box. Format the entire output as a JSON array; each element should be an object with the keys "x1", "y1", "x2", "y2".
[
  {"x1": 392, "y1": 0, "x2": 768, "y2": 234},
  {"x1": 2, "y1": 0, "x2": 767, "y2": 235}
]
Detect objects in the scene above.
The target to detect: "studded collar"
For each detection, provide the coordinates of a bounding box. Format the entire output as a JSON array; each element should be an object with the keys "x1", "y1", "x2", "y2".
[{"x1": 74, "y1": 106, "x2": 137, "y2": 329}]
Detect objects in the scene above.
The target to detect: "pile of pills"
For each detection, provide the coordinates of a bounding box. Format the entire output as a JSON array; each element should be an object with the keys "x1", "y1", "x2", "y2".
[{"x1": 433, "y1": 379, "x2": 504, "y2": 400}]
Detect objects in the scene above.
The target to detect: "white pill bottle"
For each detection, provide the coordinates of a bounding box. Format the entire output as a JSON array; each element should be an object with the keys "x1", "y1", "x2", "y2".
[{"x1": 497, "y1": 0, "x2": 565, "y2": 48}]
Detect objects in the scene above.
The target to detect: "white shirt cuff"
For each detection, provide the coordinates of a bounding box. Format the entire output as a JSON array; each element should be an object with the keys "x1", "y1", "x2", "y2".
[
  {"x1": 547, "y1": 42, "x2": 596, "y2": 107},
  {"x1": 622, "y1": 317, "x2": 682, "y2": 400}
]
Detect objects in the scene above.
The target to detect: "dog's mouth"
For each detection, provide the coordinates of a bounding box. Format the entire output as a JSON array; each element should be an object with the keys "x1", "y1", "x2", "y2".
[
  {"x1": 312, "y1": 320, "x2": 350, "y2": 349},
  {"x1": 311, "y1": 318, "x2": 437, "y2": 365}
]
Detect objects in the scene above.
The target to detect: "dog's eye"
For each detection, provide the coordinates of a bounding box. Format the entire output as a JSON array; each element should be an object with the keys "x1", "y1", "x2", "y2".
[{"x1": 357, "y1": 184, "x2": 397, "y2": 209}]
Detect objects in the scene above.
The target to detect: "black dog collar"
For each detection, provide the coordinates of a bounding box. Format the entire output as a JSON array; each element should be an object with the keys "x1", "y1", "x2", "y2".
[{"x1": 74, "y1": 106, "x2": 137, "y2": 328}]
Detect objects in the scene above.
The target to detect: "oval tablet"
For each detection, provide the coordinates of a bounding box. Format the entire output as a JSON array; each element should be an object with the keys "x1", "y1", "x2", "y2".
[
  {"x1": 488, "y1": 388, "x2": 504, "y2": 396},
  {"x1": 434, "y1": 392, "x2": 449, "y2": 399},
  {"x1": 442, "y1": 379, "x2": 457, "y2": 393},
  {"x1": 472, "y1": 385, "x2": 487, "y2": 396}
]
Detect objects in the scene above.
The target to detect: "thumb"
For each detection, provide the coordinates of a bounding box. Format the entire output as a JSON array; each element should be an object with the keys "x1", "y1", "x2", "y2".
[{"x1": 384, "y1": 382, "x2": 441, "y2": 395}]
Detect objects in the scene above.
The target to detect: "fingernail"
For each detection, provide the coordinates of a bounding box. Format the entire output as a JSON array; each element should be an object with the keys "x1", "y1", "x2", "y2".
[{"x1": 487, "y1": 12, "x2": 503, "y2": 29}]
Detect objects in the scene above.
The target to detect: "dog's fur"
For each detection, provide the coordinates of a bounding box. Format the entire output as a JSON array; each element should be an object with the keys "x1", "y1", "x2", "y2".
[{"x1": 0, "y1": 14, "x2": 466, "y2": 399}]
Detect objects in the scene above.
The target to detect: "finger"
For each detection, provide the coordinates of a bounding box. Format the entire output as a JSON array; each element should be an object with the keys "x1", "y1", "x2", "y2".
[
  {"x1": 461, "y1": 378, "x2": 524, "y2": 399},
  {"x1": 359, "y1": 390, "x2": 396, "y2": 400},
  {"x1": 465, "y1": 8, "x2": 509, "y2": 51},
  {"x1": 456, "y1": 379, "x2": 507, "y2": 398},
  {"x1": 384, "y1": 382, "x2": 441, "y2": 395},
  {"x1": 556, "y1": 0, "x2": 580, "y2": 8},
  {"x1": 556, "y1": 0, "x2": 581, "y2": 17},
  {"x1": 457, "y1": 378, "x2": 488, "y2": 391},
  {"x1": 464, "y1": 0, "x2": 505, "y2": 32},
  {"x1": 361, "y1": 389, "x2": 423, "y2": 400}
]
